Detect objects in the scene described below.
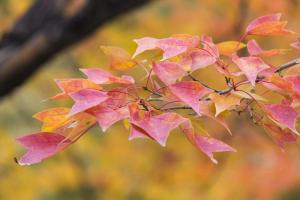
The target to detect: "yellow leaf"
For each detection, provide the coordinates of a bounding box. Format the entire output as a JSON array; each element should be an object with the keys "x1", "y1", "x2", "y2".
[
  {"x1": 209, "y1": 93, "x2": 241, "y2": 116},
  {"x1": 33, "y1": 107, "x2": 70, "y2": 132},
  {"x1": 217, "y1": 41, "x2": 246, "y2": 56},
  {"x1": 101, "y1": 46, "x2": 136, "y2": 71}
]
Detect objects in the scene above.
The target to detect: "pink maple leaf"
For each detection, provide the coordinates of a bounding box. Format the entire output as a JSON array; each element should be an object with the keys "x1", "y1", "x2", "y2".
[
  {"x1": 169, "y1": 81, "x2": 212, "y2": 115},
  {"x1": 80, "y1": 68, "x2": 134, "y2": 85},
  {"x1": 264, "y1": 103, "x2": 299, "y2": 134},
  {"x1": 133, "y1": 35, "x2": 200, "y2": 60},
  {"x1": 69, "y1": 89, "x2": 108, "y2": 116},
  {"x1": 16, "y1": 132, "x2": 71, "y2": 165},
  {"x1": 232, "y1": 54, "x2": 270, "y2": 86},
  {"x1": 263, "y1": 123, "x2": 296, "y2": 150},
  {"x1": 87, "y1": 88, "x2": 130, "y2": 131},
  {"x1": 152, "y1": 61, "x2": 186, "y2": 85},
  {"x1": 194, "y1": 135, "x2": 236, "y2": 164},
  {"x1": 128, "y1": 103, "x2": 187, "y2": 146}
]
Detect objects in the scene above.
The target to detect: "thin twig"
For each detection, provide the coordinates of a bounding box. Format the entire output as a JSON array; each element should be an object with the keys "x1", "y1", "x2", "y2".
[
  {"x1": 161, "y1": 106, "x2": 192, "y2": 111},
  {"x1": 275, "y1": 57, "x2": 300, "y2": 73},
  {"x1": 187, "y1": 72, "x2": 233, "y2": 95}
]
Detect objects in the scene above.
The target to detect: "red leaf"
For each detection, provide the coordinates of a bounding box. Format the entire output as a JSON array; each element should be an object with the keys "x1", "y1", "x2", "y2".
[
  {"x1": 194, "y1": 135, "x2": 236, "y2": 164},
  {"x1": 246, "y1": 13, "x2": 282, "y2": 33},
  {"x1": 152, "y1": 61, "x2": 186, "y2": 85},
  {"x1": 128, "y1": 103, "x2": 186, "y2": 146},
  {"x1": 263, "y1": 123, "x2": 296, "y2": 150},
  {"x1": 181, "y1": 49, "x2": 216, "y2": 71},
  {"x1": 88, "y1": 105, "x2": 129, "y2": 132},
  {"x1": 246, "y1": 13, "x2": 294, "y2": 36},
  {"x1": 263, "y1": 103, "x2": 299, "y2": 134},
  {"x1": 50, "y1": 79, "x2": 101, "y2": 100},
  {"x1": 179, "y1": 119, "x2": 235, "y2": 163},
  {"x1": 87, "y1": 88, "x2": 130, "y2": 131},
  {"x1": 16, "y1": 132, "x2": 71, "y2": 165},
  {"x1": 133, "y1": 35, "x2": 200, "y2": 60},
  {"x1": 169, "y1": 81, "x2": 212, "y2": 115},
  {"x1": 232, "y1": 54, "x2": 270, "y2": 86},
  {"x1": 69, "y1": 89, "x2": 108, "y2": 116},
  {"x1": 80, "y1": 68, "x2": 134, "y2": 85}
]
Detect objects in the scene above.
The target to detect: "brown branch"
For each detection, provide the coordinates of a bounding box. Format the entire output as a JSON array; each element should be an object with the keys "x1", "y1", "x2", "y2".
[
  {"x1": 0, "y1": 0, "x2": 150, "y2": 98},
  {"x1": 275, "y1": 57, "x2": 300, "y2": 73}
]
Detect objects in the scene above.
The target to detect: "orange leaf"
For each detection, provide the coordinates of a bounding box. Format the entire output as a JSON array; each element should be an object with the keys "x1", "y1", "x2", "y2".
[
  {"x1": 50, "y1": 79, "x2": 101, "y2": 100},
  {"x1": 248, "y1": 21, "x2": 294, "y2": 36},
  {"x1": 33, "y1": 107, "x2": 70, "y2": 132},
  {"x1": 101, "y1": 46, "x2": 136, "y2": 71}
]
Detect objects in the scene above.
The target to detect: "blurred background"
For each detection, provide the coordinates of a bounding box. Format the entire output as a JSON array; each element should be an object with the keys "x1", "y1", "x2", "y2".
[{"x1": 1, "y1": 0, "x2": 300, "y2": 199}]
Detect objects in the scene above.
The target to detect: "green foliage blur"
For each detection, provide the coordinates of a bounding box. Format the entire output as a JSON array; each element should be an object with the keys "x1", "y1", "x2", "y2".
[{"x1": 2, "y1": 0, "x2": 300, "y2": 199}]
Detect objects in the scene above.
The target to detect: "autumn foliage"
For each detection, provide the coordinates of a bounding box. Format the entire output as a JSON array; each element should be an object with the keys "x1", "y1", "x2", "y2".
[{"x1": 15, "y1": 13, "x2": 300, "y2": 165}]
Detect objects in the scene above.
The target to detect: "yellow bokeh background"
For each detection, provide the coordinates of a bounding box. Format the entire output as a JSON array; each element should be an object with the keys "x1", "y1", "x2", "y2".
[{"x1": 1, "y1": 0, "x2": 300, "y2": 199}]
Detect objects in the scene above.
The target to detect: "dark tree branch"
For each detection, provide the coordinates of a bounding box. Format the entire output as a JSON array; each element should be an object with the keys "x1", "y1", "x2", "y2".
[{"x1": 0, "y1": 0, "x2": 150, "y2": 98}]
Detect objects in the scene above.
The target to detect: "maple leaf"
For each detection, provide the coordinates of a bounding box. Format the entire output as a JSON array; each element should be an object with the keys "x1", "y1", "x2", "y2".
[
  {"x1": 49, "y1": 79, "x2": 101, "y2": 100},
  {"x1": 217, "y1": 41, "x2": 246, "y2": 56},
  {"x1": 129, "y1": 103, "x2": 235, "y2": 163},
  {"x1": 80, "y1": 68, "x2": 135, "y2": 85},
  {"x1": 169, "y1": 81, "x2": 212, "y2": 115},
  {"x1": 263, "y1": 102, "x2": 299, "y2": 134},
  {"x1": 179, "y1": 119, "x2": 235, "y2": 163},
  {"x1": 152, "y1": 61, "x2": 186, "y2": 85},
  {"x1": 133, "y1": 34, "x2": 200, "y2": 60},
  {"x1": 263, "y1": 75, "x2": 297, "y2": 96},
  {"x1": 209, "y1": 93, "x2": 241, "y2": 116},
  {"x1": 247, "y1": 13, "x2": 281, "y2": 31},
  {"x1": 100, "y1": 46, "x2": 136, "y2": 71},
  {"x1": 246, "y1": 13, "x2": 294, "y2": 36},
  {"x1": 232, "y1": 54, "x2": 270, "y2": 86},
  {"x1": 128, "y1": 103, "x2": 187, "y2": 146},
  {"x1": 87, "y1": 88, "x2": 130, "y2": 131},
  {"x1": 158, "y1": 34, "x2": 200, "y2": 60},
  {"x1": 33, "y1": 107, "x2": 70, "y2": 132},
  {"x1": 16, "y1": 132, "x2": 72, "y2": 165},
  {"x1": 263, "y1": 123, "x2": 296, "y2": 150},
  {"x1": 247, "y1": 39, "x2": 287, "y2": 57},
  {"x1": 132, "y1": 37, "x2": 159, "y2": 58},
  {"x1": 194, "y1": 135, "x2": 236, "y2": 164},
  {"x1": 69, "y1": 89, "x2": 109, "y2": 116},
  {"x1": 181, "y1": 49, "x2": 217, "y2": 71}
]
